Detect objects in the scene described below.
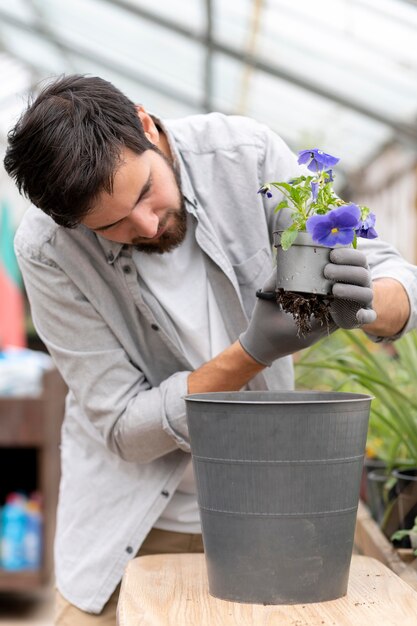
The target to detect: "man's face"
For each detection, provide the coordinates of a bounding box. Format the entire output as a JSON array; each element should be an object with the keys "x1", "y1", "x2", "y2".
[{"x1": 82, "y1": 147, "x2": 187, "y2": 254}]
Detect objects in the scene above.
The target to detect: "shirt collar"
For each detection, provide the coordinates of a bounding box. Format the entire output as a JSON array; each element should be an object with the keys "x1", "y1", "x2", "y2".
[
  {"x1": 154, "y1": 114, "x2": 198, "y2": 211},
  {"x1": 95, "y1": 114, "x2": 197, "y2": 265},
  {"x1": 95, "y1": 235, "x2": 125, "y2": 265}
]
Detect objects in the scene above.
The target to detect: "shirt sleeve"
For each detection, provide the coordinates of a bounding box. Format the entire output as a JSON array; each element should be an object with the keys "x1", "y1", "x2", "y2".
[
  {"x1": 358, "y1": 237, "x2": 417, "y2": 342},
  {"x1": 15, "y1": 241, "x2": 193, "y2": 463}
]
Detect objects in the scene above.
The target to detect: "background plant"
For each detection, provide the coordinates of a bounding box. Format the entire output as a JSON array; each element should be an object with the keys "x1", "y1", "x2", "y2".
[
  {"x1": 391, "y1": 516, "x2": 417, "y2": 554},
  {"x1": 295, "y1": 329, "x2": 417, "y2": 469}
]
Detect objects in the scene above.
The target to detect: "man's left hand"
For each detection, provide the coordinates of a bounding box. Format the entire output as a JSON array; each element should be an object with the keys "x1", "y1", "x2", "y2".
[{"x1": 324, "y1": 248, "x2": 377, "y2": 329}]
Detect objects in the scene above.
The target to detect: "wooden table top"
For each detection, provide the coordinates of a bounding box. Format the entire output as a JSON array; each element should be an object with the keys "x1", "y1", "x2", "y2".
[{"x1": 117, "y1": 553, "x2": 417, "y2": 625}]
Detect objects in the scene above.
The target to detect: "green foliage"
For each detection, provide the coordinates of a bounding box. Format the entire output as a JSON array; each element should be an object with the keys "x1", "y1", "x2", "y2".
[
  {"x1": 259, "y1": 151, "x2": 376, "y2": 249},
  {"x1": 271, "y1": 175, "x2": 327, "y2": 233},
  {"x1": 295, "y1": 329, "x2": 417, "y2": 468},
  {"x1": 274, "y1": 200, "x2": 288, "y2": 212},
  {"x1": 391, "y1": 515, "x2": 417, "y2": 555},
  {"x1": 314, "y1": 181, "x2": 339, "y2": 214},
  {"x1": 279, "y1": 225, "x2": 299, "y2": 251}
]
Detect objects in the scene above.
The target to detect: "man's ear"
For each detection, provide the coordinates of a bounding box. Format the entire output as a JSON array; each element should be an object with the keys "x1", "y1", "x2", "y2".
[{"x1": 136, "y1": 105, "x2": 159, "y2": 145}]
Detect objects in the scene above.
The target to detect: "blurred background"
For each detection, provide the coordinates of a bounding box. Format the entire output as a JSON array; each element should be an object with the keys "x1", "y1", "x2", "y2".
[
  {"x1": 1, "y1": 0, "x2": 417, "y2": 263},
  {"x1": 0, "y1": 0, "x2": 416, "y2": 623}
]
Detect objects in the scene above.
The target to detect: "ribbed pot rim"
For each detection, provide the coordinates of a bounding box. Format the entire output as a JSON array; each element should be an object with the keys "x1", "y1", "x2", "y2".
[
  {"x1": 184, "y1": 391, "x2": 373, "y2": 404},
  {"x1": 392, "y1": 467, "x2": 417, "y2": 480},
  {"x1": 273, "y1": 230, "x2": 347, "y2": 249}
]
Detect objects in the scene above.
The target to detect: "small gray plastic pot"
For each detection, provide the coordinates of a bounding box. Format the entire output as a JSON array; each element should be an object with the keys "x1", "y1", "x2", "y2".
[
  {"x1": 185, "y1": 390, "x2": 372, "y2": 605},
  {"x1": 273, "y1": 230, "x2": 337, "y2": 295}
]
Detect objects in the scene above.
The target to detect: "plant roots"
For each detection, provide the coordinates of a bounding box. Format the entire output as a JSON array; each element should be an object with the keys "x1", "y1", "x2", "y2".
[{"x1": 275, "y1": 289, "x2": 332, "y2": 336}]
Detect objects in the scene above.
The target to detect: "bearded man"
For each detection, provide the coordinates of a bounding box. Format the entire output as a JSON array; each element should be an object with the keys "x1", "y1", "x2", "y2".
[{"x1": 4, "y1": 75, "x2": 415, "y2": 625}]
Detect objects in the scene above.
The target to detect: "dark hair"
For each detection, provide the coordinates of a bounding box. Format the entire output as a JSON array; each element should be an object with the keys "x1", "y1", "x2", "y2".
[{"x1": 3, "y1": 74, "x2": 156, "y2": 227}]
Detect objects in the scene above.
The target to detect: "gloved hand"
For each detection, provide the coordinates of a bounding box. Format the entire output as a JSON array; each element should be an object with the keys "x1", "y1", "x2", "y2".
[
  {"x1": 239, "y1": 270, "x2": 335, "y2": 366},
  {"x1": 324, "y1": 248, "x2": 377, "y2": 329}
]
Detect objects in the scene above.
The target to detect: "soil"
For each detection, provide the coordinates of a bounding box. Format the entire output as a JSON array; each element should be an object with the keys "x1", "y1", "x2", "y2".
[{"x1": 275, "y1": 288, "x2": 332, "y2": 336}]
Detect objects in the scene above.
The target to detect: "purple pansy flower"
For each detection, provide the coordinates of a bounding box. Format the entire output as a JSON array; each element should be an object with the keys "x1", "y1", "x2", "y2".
[
  {"x1": 311, "y1": 180, "x2": 319, "y2": 201},
  {"x1": 298, "y1": 149, "x2": 340, "y2": 173},
  {"x1": 325, "y1": 169, "x2": 334, "y2": 183},
  {"x1": 257, "y1": 184, "x2": 273, "y2": 198},
  {"x1": 306, "y1": 203, "x2": 361, "y2": 247},
  {"x1": 355, "y1": 212, "x2": 378, "y2": 239}
]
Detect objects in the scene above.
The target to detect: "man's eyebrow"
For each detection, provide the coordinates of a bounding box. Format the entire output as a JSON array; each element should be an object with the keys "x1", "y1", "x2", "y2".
[{"x1": 93, "y1": 174, "x2": 152, "y2": 232}]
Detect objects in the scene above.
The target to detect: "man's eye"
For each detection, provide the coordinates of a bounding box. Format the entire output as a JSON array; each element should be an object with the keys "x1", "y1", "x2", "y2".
[
  {"x1": 99, "y1": 219, "x2": 124, "y2": 233},
  {"x1": 141, "y1": 187, "x2": 151, "y2": 200}
]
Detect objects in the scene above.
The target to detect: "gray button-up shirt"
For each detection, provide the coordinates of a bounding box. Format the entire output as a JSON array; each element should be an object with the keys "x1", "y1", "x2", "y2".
[{"x1": 14, "y1": 113, "x2": 417, "y2": 612}]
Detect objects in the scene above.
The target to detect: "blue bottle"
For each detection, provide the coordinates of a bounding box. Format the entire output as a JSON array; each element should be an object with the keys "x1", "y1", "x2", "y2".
[
  {"x1": 24, "y1": 498, "x2": 42, "y2": 569},
  {"x1": 1, "y1": 493, "x2": 27, "y2": 570}
]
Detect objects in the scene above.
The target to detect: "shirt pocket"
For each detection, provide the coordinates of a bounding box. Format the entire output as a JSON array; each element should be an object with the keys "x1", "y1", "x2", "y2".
[{"x1": 233, "y1": 247, "x2": 272, "y2": 317}]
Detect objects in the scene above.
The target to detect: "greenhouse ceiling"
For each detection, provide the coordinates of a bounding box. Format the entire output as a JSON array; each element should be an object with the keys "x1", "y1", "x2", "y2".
[{"x1": 0, "y1": 0, "x2": 416, "y2": 175}]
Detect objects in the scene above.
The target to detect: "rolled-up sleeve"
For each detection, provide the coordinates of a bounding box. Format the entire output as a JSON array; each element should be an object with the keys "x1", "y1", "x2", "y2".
[{"x1": 359, "y1": 237, "x2": 417, "y2": 341}]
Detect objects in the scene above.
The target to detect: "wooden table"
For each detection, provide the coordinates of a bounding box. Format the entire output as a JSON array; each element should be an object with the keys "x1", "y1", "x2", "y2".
[{"x1": 117, "y1": 553, "x2": 417, "y2": 625}]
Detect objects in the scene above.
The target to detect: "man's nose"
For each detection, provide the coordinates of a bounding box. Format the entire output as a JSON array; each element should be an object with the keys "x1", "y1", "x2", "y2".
[{"x1": 129, "y1": 206, "x2": 159, "y2": 238}]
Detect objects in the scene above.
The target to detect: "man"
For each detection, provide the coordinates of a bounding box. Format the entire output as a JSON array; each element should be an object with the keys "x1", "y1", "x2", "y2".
[{"x1": 4, "y1": 75, "x2": 415, "y2": 624}]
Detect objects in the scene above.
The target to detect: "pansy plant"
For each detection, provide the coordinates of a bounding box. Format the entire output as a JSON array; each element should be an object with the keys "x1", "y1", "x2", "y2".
[{"x1": 258, "y1": 148, "x2": 377, "y2": 250}]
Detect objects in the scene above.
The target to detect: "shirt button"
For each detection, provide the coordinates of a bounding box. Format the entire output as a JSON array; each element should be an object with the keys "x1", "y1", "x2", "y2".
[
  {"x1": 107, "y1": 252, "x2": 114, "y2": 263},
  {"x1": 151, "y1": 324, "x2": 159, "y2": 331},
  {"x1": 126, "y1": 546, "x2": 133, "y2": 554},
  {"x1": 122, "y1": 265, "x2": 132, "y2": 274},
  {"x1": 161, "y1": 490, "x2": 170, "y2": 497}
]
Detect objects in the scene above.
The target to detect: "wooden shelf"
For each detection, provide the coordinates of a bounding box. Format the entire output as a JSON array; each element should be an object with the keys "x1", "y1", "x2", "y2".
[
  {"x1": 0, "y1": 569, "x2": 43, "y2": 592},
  {"x1": 0, "y1": 368, "x2": 67, "y2": 592}
]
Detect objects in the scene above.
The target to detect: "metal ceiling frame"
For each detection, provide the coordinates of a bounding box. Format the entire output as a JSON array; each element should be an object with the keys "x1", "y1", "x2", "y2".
[
  {"x1": 393, "y1": 0, "x2": 417, "y2": 7},
  {"x1": 0, "y1": 0, "x2": 416, "y2": 146},
  {"x1": 0, "y1": 8, "x2": 205, "y2": 110},
  {"x1": 23, "y1": 0, "x2": 77, "y2": 73},
  {"x1": 203, "y1": 0, "x2": 213, "y2": 113}
]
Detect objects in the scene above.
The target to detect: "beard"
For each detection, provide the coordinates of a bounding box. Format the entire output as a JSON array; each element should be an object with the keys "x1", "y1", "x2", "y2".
[{"x1": 132, "y1": 150, "x2": 188, "y2": 255}]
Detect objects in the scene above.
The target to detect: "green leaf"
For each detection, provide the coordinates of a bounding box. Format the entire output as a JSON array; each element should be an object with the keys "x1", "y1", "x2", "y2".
[
  {"x1": 274, "y1": 200, "x2": 288, "y2": 213},
  {"x1": 271, "y1": 182, "x2": 292, "y2": 194},
  {"x1": 391, "y1": 529, "x2": 413, "y2": 541},
  {"x1": 360, "y1": 205, "x2": 372, "y2": 219},
  {"x1": 280, "y1": 227, "x2": 299, "y2": 251},
  {"x1": 286, "y1": 175, "x2": 307, "y2": 185}
]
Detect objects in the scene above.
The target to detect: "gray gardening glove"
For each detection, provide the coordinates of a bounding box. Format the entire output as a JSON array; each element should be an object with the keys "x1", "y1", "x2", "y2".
[
  {"x1": 324, "y1": 248, "x2": 377, "y2": 329},
  {"x1": 239, "y1": 270, "x2": 335, "y2": 366}
]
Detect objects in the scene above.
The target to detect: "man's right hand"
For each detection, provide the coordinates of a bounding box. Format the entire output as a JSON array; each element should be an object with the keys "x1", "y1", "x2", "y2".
[{"x1": 239, "y1": 269, "x2": 333, "y2": 366}]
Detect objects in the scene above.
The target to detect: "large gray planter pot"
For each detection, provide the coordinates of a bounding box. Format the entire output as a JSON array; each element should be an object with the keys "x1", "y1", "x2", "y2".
[
  {"x1": 273, "y1": 230, "x2": 336, "y2": 295},
  {"x1": 185, "y1": 390, "x2": 372, "y2": 605}
]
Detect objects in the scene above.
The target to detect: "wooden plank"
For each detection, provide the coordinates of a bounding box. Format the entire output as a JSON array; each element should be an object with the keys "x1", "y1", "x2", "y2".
[
  {"x1": 0, "y1": 398, "x2": 44, "y2": 446},
  {"x1": 355, "y1": 500, "x2": 417, "y2": 591},
  {"x1": 0, "y1": 569, "x2": 43, "y2": 592},
  {"x1": 397, "y1": 549, "x2": 416, "y2": 565},
  {"x1": 39, "y1": 368, "x2": 67, "y2": 583},
  {"x1": 118, "y1": 554, "x2": 417, "y2": 626}
]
